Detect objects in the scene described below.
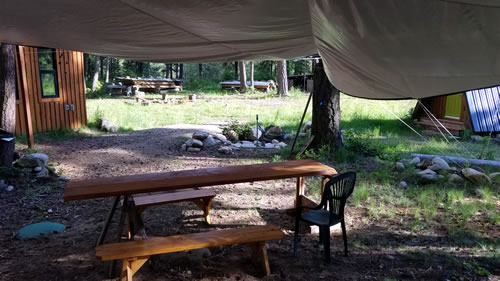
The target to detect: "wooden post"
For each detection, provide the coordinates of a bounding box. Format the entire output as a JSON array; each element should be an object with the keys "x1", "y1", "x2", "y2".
[{"x1": 17, "y1": 46, "x2": 34, "y2": 148}]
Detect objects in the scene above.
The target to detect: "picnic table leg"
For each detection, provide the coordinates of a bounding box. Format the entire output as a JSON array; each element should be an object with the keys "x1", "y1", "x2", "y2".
[
  {"x1": 295, "y1": 177, "x2": 305, "y2": 207},
  {"x1": 96, "y1": 195, "x2": 120, "y2": 246},
  {"x1": 126, "y1": 196, "x2": 148, "y2": 240},
  {"x1": 192, "y1": 197, "x2": 214, "y2": 225},
  {"x1": 109, "y1": 195, "x2": 129, "y2": 278}
]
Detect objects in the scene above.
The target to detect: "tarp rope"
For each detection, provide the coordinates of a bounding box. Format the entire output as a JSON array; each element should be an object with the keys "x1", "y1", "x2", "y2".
[{"x1": 380, "y1": 103, "x2": 466, "y2": 168}]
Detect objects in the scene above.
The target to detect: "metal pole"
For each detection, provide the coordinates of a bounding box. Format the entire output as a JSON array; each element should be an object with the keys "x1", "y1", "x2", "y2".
[{"x1": 290, "y1": 91, "x2": 313, "y2": 157}]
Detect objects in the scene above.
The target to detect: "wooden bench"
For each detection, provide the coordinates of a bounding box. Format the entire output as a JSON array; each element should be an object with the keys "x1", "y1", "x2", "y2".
[
  {"x1": 132, "y1": 188, "x2": 216, "y2": 224},
  {"x1": 96, "y1": 225, "x2": 284, "y2": 281}
]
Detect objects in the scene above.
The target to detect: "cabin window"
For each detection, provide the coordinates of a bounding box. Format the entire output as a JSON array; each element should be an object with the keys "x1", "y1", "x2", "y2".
[{"x1": 37, "y1": 48, "x2": 58, "y2": 98}]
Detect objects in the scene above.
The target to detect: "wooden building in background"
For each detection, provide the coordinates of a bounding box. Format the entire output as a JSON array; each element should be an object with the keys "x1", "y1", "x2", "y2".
[
  {"x1": 14, "y1": 46, "x2": 87, "y2": 145},
  {"x1": 413, "y1": 86, "x2": 500, "y2": 135}
]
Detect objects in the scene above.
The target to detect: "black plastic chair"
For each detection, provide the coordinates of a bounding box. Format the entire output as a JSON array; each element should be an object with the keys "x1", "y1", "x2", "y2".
[{"x1": 293, "y1": 172, "x2": 356, "y2": 263}]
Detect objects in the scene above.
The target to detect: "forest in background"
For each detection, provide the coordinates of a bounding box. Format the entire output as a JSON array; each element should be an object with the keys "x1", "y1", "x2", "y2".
[{"x1": 84, "y1": 54, "x2": 313, "y2": 94}]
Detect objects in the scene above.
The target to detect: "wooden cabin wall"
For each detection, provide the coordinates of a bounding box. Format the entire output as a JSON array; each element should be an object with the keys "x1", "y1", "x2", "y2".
[{"x1": 14, "y1": 46, "x2": 87, "y2": 136}]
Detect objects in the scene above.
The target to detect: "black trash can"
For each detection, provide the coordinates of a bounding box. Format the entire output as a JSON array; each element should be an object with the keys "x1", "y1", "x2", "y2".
[{"x1": 0, "y1": 129, "x2": 15, "y2": 167}]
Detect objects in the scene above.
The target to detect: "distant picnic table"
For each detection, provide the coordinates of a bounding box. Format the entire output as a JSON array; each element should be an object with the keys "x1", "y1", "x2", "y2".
[
  {"x1": 116, "y1": 77, "x2": 184, "y2": 93},
  {"x1": 220, "y1": 80, "x2": 276, "y2": 92}
]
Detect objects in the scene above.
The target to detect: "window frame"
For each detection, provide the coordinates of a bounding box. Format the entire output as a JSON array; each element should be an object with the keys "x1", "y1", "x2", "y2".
[{"x1": 37, "y1": 48, "x2": 59, "y2": 99}]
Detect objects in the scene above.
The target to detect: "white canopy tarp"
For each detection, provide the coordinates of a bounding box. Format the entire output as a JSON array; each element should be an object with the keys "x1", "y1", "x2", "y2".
[{"x1": 1, "y1": 0, "x2": 500, "y2": 99}]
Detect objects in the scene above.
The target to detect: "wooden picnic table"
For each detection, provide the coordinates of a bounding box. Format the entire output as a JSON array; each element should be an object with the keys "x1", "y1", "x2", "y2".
[{"x1": 64, "y1": 159, "x2": 337, "y2": 246}]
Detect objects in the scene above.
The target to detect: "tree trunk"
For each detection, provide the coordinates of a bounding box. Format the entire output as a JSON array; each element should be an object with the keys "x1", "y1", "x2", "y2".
[
  {"x1": 91, "y1": 55, "x2": 100, "y2": 92},
  {"x1": 234, "y1": 62, "x2": 238, "y2": 80},
  {"x1": 238, "y1": 61, "x2": 247, "y2": 93},
  {"x1": 0, "y1": 43, "x2": 16, "y2": 167},
  {"x1": 105, "y1": 57, "x2": 110, "y2": 83},
  {"x1": 311, "y1": 59, "x2": 342, "y2": 149},
  {"x1": 136, "y1": 62, "x2": 144, "y2": 77},
  {"x1": 174, "y1": 64, "x2": 179, "y2": 79},
  {"x1": 277, "y1": 60, "x2": 288, "y2": 96},
  {"x1": 179, "y1": 64, "x2": 184, "y2": 79},
  {"x1": 100, "y1": 57, "x2": 104, "y2": 79},
  {"x1": 250, "y1": 61, "x2": 254, "y2": 88},
  {"x1": 198, "y1": 64, "x2": 203, "y2": 78}
]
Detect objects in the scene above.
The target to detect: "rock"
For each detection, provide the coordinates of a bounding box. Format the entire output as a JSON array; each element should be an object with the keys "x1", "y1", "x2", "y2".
[
  {"x1": 264, "y1": 143, "x2": 275, "y2": 149},
  {"x1": 218, "y1": 146, "x2": 232, "y2": 155},
  {"x1": 489, "y1": 172, "x2": 500, "y2": 184},
  {"x1": 225, "y1": 130, "x2": 238, "y2": 142},
  {"x1": 6, "y1": 185, "x2": 14, "y2": 192},
  {"x1": 283, "y1": 133, "x2": 294, "y2": 141},
  {"x1": 410, "y1": 157, "x2": 420, "y2": 166},
  {"x1": 246, "y1": 128, "x2": 262, "y2": 141},
  {"x1": 427, "y1": 164, "x2": 441, "y2": 171},
  {"x1": 231, "y1": 143, "x2": 241, "y2": 150},
  {"x1": 416, "y1": 159, "x2": 432, "y2": 169},
  {"x1": 190, "y1": 139, "x2": 204, "y2": 148},
  {"x1": 432, "y1": 157, "x2": 450, "y2": 170},
  {"x1": 203, "y1": 136, "x2": 216, "y2": 148},
  {"x1": 395, "y1": 162, "x2": 405, "y2": 170},
  {"x1": 272, "y1": 139, "x2": 279, "y2": 145},
  {"x1": 213, "y1": 134, "x2": 227, "y2": 142},
  {"x1": 192, "y1": 132, "x2": 209, "y2": 140},
  {"x1": 475, "y1": 188, "x2": 483, "y2": 197},
  {"x1": 47, "y1": 209, "x2": 53, "y2": 213},
  {"x1": 98, "y1": 118, "x2": 116, "y2": 132},
  {"x1": 461, "y1": 168, "x2": 492, "y2": 185},
  {"x1": 59, "y1": 175, "x2": 67, "y2": 181},
  {"x1": 33, "y1": 166, "x2": 43, "y2": 172},
  {"x1": 470, "y1": 165, "x2": 485, "y2": 174},
  {"x1": 35, "y1": 167, "x2": 50, "y2": 178},
  {"x1": 263, "y1": 126, "x2": 284, "y2": 140},
  {"x1": 187, "y1": 147, "x2": 201, "y2": 152},
  {"x1": 180, "y1": 144, "x2": 187, "y2": 151},
  {"x1": 278, "y1": 142, "x2": 287, "y2": 148},
  {"x1": 0, "y1": 180, "x2": 7, "y2": 189},
  {"x1": 419, "y1": 173, "x2": 444, "y2": 184},
  {"x1": 448, "y1": 174, "x2": 465, "y2": 185},
  {"x1": 400, "y1": 181, "x2": 407, "y2": 188},
  {"x1": 471, "y1": 135, "x2": 484, "y2": 143},
  {"x1": 417, "y1": 169, "x2": 436, "y2": 176},
  {"x1": 241, "y1": 142, "x2": 256, "y2": 149},
  {"x1": 30, "y1": 153, "x2": 49, "y2": 165},
  {"x1": 302, "y1": 121, "x2": 312, "y2": 132},
  {"x1": 109, "y1": 125, "x2": 119, "y2": 133},
  {"x1": 16, "y1": 155, "x2": 45, "y2": 168}
]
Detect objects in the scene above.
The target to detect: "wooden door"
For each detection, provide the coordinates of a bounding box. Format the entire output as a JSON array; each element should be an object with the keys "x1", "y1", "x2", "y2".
[{"x1": 444, "y1": 94, "x2": 462, "y2": 120}]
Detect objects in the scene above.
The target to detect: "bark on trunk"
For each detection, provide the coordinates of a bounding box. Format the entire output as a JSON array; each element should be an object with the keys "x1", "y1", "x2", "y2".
[
  {"x1": 105, "y1": 57, "x2": 110, "y2": 83},
  {"x1": 250, "y1": 61, "x2": 254, "y2": 88},
  {"x1": 234, "y1": 62, "x2": 238, "y2": 80},
  {"x1": 198, "y1": 64, "x2": 203, "y2": 78},
  {"x1": 91, "y1": 55, "x2": 100, "y2": 91},
  {"x1": 0, "y1": 43, "x2": 16, "y2": 167},
  {"x1": 174, "y1": 64, "x2": 179, "y2": 79},
  {"x1": 277, "y1": 60, "x2": 288, "y2": 96},
  {"x1": 311, "y1": 59, "x2": 342, "y2": 149},
  {"x1": 179, "y1": 64, "x2": 184, "y2": 79},
  {"x1": 238, "y1": 61, "x2": 247, "y2": 93}
]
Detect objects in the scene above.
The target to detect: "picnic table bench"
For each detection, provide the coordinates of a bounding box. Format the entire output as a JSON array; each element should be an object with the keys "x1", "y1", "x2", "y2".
[{"x1": 96, "y1": 224, "x2": 284, "y2": 281}]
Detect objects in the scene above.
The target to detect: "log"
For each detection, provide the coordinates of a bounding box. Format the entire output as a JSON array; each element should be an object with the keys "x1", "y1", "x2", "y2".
[{"x1": 410, "y1": 153, "x2": 500, "y2": 169}]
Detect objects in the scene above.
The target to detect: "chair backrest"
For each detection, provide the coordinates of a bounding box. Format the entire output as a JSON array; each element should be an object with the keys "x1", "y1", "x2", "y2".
[{"x1": 320, "y1": 172, "x2": 356, "y2": 221}]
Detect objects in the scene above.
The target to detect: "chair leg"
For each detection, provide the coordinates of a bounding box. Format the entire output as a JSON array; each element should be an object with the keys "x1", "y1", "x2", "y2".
[
  {"x1": 293, "y1": 216, "x2": 300, "y2": 257},
  {"x1": 323, "y1": 226, "x2": 330, "y2": 263},
  {"x1": 341, "y1": 220, "x2": 348, "y2": 256}
]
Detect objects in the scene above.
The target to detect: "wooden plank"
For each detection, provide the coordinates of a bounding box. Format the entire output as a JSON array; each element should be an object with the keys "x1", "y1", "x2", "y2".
[
  {"x1": 25, "y1": 47, "x2": 41, "y2": 133},
  {"x1": 65, "y1": 160, "x2": 337, "y2": 201},
  {"x1": 33, "y1": 48, "x2": 49, "y2": 132},
  {"x1": 18, "y1": 46, "x2": 34, "y2": 147},
  {"x1": 71, "y1": 51, "x2": 82, "y2": 128},
  {"x1": 96, "y1": 225, "x2": 284, "y2": 261},
  {"x1": 77, "y1": 52, "x2": 87, "y2": 126},
  {"x1": 68, "y1": 51, "x2": 77, "y2": 128},
  {"x1": 132, "y1": 189, "x2": 215, "y2": 207},
  {"x1": 14, "y1": 48, "x2": 25, "y2": 135},
  {"x1": 57, "y1": 50, "x2": 70, "y2": 129}
]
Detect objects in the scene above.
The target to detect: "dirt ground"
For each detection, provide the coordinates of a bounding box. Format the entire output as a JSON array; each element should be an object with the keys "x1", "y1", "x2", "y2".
[{"x1": 0, "y1": 125, "x2": 498, "y2": 281}]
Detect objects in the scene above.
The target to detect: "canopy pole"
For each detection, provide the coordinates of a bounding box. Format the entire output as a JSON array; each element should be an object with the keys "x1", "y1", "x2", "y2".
[{"x1": 289, "y1": 91, "x2": 312, "y2": 157}]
